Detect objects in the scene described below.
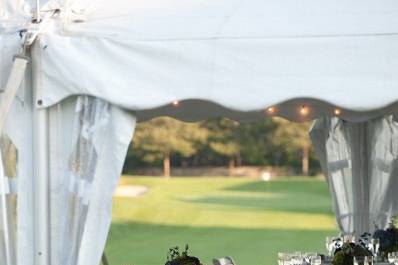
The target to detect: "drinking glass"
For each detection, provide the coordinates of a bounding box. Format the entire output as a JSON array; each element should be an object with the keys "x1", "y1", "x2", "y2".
[
  {"x1": 304, "y1": 253, "x2": 317, "y2": 263},
  {"x1": 366, "y1": 242, "x2": 374, "y2": 254},
  {"x1": 388, "y1": 252, "x2": 397, "y2": 264},
  {"x1": 310, "y1": 256, "x2": 322, "y2": 265},
  {"x1": 326, "y1": 236, "x2": 334, "y2": 257},
  {"x1": 391, "y1": 252, "x2": 398, "y2": 264},
  {"x1": 291, "y1": 256, "x2": 304, "y2": 265},
  {"x1": 372, "y1": 238, "x2": 380, "y2": 257},
  {"x1": 278, "y1": 252, "x2": 291, "y2": 265},
  {"x1": 278, "y1": 252, "x2": 285, "y2": 265},
  {"x1": 364, "y1": 256, "x2": 373, "y2": 265},
  {"x1": 387, "y1": 253, "x2": 395, "y2": 264}
]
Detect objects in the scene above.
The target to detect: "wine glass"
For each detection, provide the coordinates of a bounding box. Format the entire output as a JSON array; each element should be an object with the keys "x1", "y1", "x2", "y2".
[
  {"x1": 304, "y1": 253, "x2": 317, "y2": 263},
  {"x1": 278, "y1": 252, "x2": 291, "y2": 265},
  {"x1": 394, "y1": 252, "x2": 398, "y2": 265},
  {"x1": 310, "y1": 255, "x2": 322, "y2": 265},
  {"x1": 388, "y1": 252, "x2": 397, "y2": 264},
  {"x1": 364, "y1": 256, "x2": 373, "y2": 265},
  {"x1": 366, "y1": 241, "x2": 374, "y2": 254},
  {"x1": 325, "y1": 236, "x2": 335, "y2": 257},
  {"x1": 278, "y1": 252, "x2": 285, "y2": 265},
  {"x1": 392, "y1": 252, "x2": 398, "y2": 264},
  {"x1": 292, "y1": 256, "x2": 304, "y2": 265},
  {"x1": 371, "y1": 238, "x2": 380, "y2": 258}
]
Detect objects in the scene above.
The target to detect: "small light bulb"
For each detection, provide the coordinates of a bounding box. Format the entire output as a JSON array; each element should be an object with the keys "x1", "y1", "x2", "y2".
[
  {"x1": 300, "y1": 105, "x2": 309, "y2": 116},
  {"x1": 334, "y1": 108, "x2": 341, "y2": 115},
  {"x1": 172, "y1": 100, "x2": 179, "y2": 106},
  {"x1": 266, "y1": 107, "x2": 275, "y2": 115}
]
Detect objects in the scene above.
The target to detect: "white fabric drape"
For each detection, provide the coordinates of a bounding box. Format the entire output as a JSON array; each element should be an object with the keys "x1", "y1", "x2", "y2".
[
  {"x1": 310, "y1": 116, "x2": 398, "y2": 235},
  {"x1": 0, "y1": 52, "x2": 34, "y2": 265},
  {"x1": 0, "y1": 93, "x2": 136, "y2": 265},
  {"x1": 0, "y1": 134, "x2": 18, "y2": 265},
  {"x1": 48, "y1": 96, "x2": 136, "y2": 265}
]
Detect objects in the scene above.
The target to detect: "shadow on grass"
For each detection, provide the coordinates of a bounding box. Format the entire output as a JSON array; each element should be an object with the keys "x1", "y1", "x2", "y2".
[
  {"x1": 224, "y1": 180, "x2": 330, "y2": 196},
  {"x1": 105, "y1": 222, "x2": 337, "y2": 265},
  {"x1": 178, "y1": 180, "x2": 334, "y2": 215},
  {"x1": 179, "y1": 195, "x2": 333, "y2": 215}
]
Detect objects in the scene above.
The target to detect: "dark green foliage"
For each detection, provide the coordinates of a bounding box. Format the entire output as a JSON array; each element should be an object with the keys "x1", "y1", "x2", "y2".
[
  {"x1": 373, "y1": 219, "x2": 398, "y2": 254},
  {"x1": 165, "y1": 245, "x2": 202, "y2": 265},
  {"x1": 332, "y1": 242, "x2": 372, "y2": 265},
  {"x1": 333, "y1": 251, "x2": 353, "y2": 265},
  {"x1": 124, "y1": 117, "x2": 321, "y2": 175}
]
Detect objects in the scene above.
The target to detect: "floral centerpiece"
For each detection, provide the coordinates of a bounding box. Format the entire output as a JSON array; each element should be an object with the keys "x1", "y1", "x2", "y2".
[
  {"x1": 165, "y1": 245, "x2": 203, "y2": 265},
  {"x1": 332, "y1": 237, "x2": 372, "y2": 265}
]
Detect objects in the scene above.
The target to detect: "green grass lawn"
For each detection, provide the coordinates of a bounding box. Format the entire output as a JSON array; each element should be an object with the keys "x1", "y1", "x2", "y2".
[{"x1": 105, "y1": 177, "x2": 338, "y2": 265}]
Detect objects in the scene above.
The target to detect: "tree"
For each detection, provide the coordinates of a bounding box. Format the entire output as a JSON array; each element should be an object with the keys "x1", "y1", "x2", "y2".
[
  {"x1": 273, "y1": 118, "x2": 312, "y2": 175},
  {"x1": 205, "y1": 119, "x2": 241, "y2": 176},
  {"x1": 236, "y1": 119, "x2": 280, "y2": 166},
  {"x1": 133, "y1": 117, "x2": 208, "y2": 177}
]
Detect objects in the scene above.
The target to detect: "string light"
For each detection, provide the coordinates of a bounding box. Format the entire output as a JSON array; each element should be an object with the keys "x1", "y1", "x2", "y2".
[
  {"x1": 334, "y1": 108, "x2": 341, "y2": 116},
  {"x1": 266, "y1": 107, "x2": 276, "y2": 115},
  {"x1": 172, "y1": 100, "x2": 180, "y2": 107},
  {"x1": 300, "y1": 105, "x2": 309, "y2": 116}
]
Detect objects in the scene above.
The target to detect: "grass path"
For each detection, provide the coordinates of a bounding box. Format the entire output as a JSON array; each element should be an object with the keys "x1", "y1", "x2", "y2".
[{"x1": 105, "y1": 177, "x2": 338, "y2": 265}]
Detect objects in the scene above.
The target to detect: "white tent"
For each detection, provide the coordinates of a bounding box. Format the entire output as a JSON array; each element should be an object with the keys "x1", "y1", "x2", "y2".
[{"x1": 1, "y1": 0, "x2": 398, "y2": 264}]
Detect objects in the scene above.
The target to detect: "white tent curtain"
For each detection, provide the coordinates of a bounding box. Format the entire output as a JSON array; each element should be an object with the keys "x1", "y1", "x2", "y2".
[
  {"x1": 0, "y1": 90, "x2": 136, "y2": 265},
  {"x1": 0, "y1": 133, "x2": 18, "y2": 265},
  {"x1": 310, "y1": 115, "x2": 398, "y2": 235},
  {"x1": 48, "y1": 96, "x2": 136, "y2": 265},
  {"x1": 0, "y1": 66, "x2": 34, "y2": 265}
]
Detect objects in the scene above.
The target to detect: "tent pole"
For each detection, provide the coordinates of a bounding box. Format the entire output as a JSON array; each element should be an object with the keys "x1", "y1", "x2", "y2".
[
  {"x1": 36, "y1": 0, "x2": 41, "y2": 22},
  {"x1": 33, "y1": 108, "x2": 49, "y2": 265},
  {"x1": 32, "y1": 45, "x2": 50, "y2": 265}
]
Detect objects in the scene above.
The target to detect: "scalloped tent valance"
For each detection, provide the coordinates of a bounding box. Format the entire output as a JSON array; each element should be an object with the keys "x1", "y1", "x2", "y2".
[
  {"x1": 2, "y1": 1, "x2": 398, "y2": 265},
  {"x1": 2, "y1": 0, "x2": 398, "y2": 122}
]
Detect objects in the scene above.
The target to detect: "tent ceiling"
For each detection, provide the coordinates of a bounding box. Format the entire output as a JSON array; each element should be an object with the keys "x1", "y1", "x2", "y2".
[
  {"x1": 67, "y1": 0, "x2": 398, "y2": 39},
  {"x1": 2, "y1": 0, "x2": 398, "y2": 122}
]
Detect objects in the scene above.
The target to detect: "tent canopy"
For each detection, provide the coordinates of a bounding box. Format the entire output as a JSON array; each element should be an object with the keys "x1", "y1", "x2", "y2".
[
  {"x1": 3, "y1": 0, "x2": 398, "y2": 122},
  {"x1": 2, "y1": 1, "x2": 398, "y2": 265}
]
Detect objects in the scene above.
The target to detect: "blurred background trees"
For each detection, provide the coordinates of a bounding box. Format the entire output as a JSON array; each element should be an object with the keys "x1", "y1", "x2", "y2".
[
  {"x1": 205, "y1": 119, "x2": 241, "y2": 176},
  {"x1": 125, "y1": 117, "x2": 320, "y2": 177},
  {"x1": 273, "y1": 118, "x2": 313, "y2": 176},
  {"x1": 133, "y1": 117, "x2": 208, "y2": 177}
]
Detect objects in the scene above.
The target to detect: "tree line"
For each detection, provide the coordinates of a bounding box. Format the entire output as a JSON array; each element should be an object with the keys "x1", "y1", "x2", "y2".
[{"x1": 124, "y1": 117, "x2": 320, "y2": 177}]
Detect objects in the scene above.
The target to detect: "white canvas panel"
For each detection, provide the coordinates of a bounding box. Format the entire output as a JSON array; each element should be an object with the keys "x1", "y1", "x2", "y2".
[
  {"x1": 0, "y1": 45, "x2": 35, "y2": 265},
  {"x1": 311, "y1": 116, "x2": 398, "y2": 235},
  {"x1": 47, "y1": 96, "x2": 136, "y2": 265}
]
